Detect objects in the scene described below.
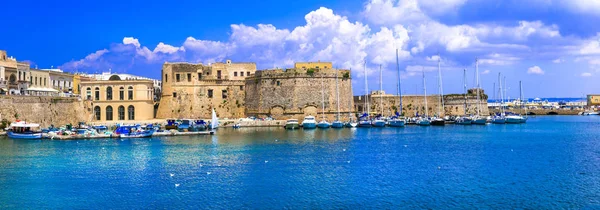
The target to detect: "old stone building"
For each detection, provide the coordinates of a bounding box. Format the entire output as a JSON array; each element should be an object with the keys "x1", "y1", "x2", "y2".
[
  {"x1": 354, "y1": 89, "x2": 489, "y2": 117},
  {"x1": 294, "y1": 61, "x2": 333, "y2": 70},
  {"x1": 0, "y1": 50, "x2": 32, "y2": 95},
  {"x1": 81, "y1": 75, "x2": 155, "y2": 122},
  {"x1": 245, "y1": 66, "x2": 354, "y2": 121},
  {"x1": 156, "y1": 60, "x2": 256, "y2": 119}
]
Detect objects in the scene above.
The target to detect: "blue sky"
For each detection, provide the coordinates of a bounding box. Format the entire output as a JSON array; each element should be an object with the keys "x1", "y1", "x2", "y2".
[{"x1": 2, "y1": 0, "x2": 600, "y2": 98}]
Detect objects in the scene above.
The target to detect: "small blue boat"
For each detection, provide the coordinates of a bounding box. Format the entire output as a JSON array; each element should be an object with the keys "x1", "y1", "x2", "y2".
[
  {"x1": 331, "y1": 120, "x2": 344, "y2": 128},
  {"x1": 317, "y1": 120, "x2": 331, "y2": 129},
  {"x1": 388, "y1": 118, "x2": 405, "y2": 127},
  {"x1": 371, "y1": 119, "x2": 386, "y2": 127},
  {"x1": 302, "y1": 116, "x2": 317, "y2": 129},
  {"x1": 7, "y1": 121, "x2": 43, "y2": 139},
  {"x1": 115, "y1": 124, "x2": 154, "y2": 138}
]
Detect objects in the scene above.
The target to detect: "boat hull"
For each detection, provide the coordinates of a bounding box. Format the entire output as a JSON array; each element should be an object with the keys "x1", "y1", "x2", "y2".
[
  {"x1": 371, "y1": 120, "x2": 386, "y2": 127},
  {"x1": 472, "y1": 118, "x2": 487, "y2": 125},
  {"x1": 119, "y1": 131, "x2": 154, "y2": 138},
  {"x1": 455, "y1": 119, "x2": 472, "y2": 125},
  {"x1": 388, "y1": 120, "x2": 405, "y2": 127},
  {"x1": 358, "y1": 121, "x2": 372, "y2": 128},
  {"x1": 317, "y1": 123, "x2": 331, "y2": 129},
  {"x1": 431, "y1": 120, "x2": 445, "y2": 126},
  {"x1": 302, "y1": 123, "x2": 316, "y2": 129},
  {"x1": 7, "y1": 131, "x2": 42, "y2": 139},
  {"x1": 491, "y1": 118, "x2": 506, "y2": 124},
  {"x1": 285, "y1": 123, "x2": 300, "y2": 129},
  {"x1": 331, "y1": 121, "x2": 344, "y2": 128},
  {"x1": 417, "y1": 120, "x2": 431, "y2": 126}
]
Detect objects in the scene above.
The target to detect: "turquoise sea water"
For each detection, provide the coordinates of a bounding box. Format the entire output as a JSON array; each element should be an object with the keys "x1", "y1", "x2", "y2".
[{"x1": 1, "y1": 116, "x2": 600, "y2": 209}]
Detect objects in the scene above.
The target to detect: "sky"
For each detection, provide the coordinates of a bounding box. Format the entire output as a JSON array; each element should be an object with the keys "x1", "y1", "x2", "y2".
[{"x1": 2, "y1": 0, "x2": 600, "y2": 98}]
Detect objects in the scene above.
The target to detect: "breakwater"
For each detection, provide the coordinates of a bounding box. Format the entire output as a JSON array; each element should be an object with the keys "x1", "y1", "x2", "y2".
[{"x1": 488, "y1": 108, "x2": 580, "y2": 115}]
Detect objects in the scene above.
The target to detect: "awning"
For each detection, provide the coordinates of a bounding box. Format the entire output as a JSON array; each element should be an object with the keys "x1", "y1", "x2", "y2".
[{"x1": 27, "y1": 87, "x2": 59, "y2": 92}]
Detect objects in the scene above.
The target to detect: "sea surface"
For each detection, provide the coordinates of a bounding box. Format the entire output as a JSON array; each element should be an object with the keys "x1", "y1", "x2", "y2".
[{"x1": 1, "y1": 116, "x2": 600, "y2": 209}]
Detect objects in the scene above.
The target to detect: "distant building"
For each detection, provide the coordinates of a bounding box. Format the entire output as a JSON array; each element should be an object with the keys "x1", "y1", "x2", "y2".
[
  {"x1": 0, "y1": 50, "x2": 31, "y2": 95},
  {"x1": 156, "y1": 60, "x2": 256, "y2": 119},
  {"x1": 80, "y1": 74, "x2": 155, "y2": 122},
  {"x1": 81, "y1": 71, "x2": 161, "y2": 101},
  {"x1": 294, "y1": 61, "x2": 333, "y2": 70},
  {"x1": 587, "y1": 95, "x2": 600, "y2": 106}
]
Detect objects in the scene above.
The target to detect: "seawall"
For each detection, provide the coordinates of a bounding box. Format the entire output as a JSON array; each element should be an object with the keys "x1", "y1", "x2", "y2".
[{"x1": 0, "y1": 96, "x2": 91, "y2": 127}]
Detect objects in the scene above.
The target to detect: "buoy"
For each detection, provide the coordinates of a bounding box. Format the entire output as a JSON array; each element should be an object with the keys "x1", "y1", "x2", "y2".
[
  {"x1": 170, "y1": 173, "x2": 174, "y2": 177},
  {"x1": 207, "y1": 172, "x2": 211, "y2": 175},
  {"x1": 265, "y1": 160, "x2": 269, "y2": 163},
  {"x1": 343, "y1": 149, "x2": 346, "y2": 152},
  {"x1": 175, "y1": 184, "x2": 180, "y2": 187}
]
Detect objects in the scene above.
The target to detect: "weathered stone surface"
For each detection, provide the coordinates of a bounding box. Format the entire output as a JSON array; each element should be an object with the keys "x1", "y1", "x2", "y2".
[
  {"x1": 245, "y1": 68, "x2": 354, "y2": 121},
  {"x1": 0, "y1": 96, "x2": 91, "y2": 127}
]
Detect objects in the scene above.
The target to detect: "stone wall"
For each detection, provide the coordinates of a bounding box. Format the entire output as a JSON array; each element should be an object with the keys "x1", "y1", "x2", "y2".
[
  {"x1": 354, "y1": 92, "x2": 489, "y2": 117},
  {"x1": 0, "y1": 96, "x2": 91, "y2": 127},
  {"x1": 245, "y1": 68, "x2": 354, "y2": 121}
]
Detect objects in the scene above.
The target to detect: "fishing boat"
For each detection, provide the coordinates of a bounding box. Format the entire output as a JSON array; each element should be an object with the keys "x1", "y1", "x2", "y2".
[
  {"x1": 389, "y1": 49, "x2": 406, "y2": 127},
  {"x1": 116, "y1": 124, "x2": 154, "y2": 138},
  {"x1": 358, "y1": 61, "x2": 372, "y2": 128},
  {"x1": 6, "y1": 121, "x2": 43, "y2": 139},
  {"x1": 317, "y1": 72, "x2": 331, "y2": 129},
  {"x1": 431, "y1": 55, "x2": 445, "y2": 126},
  {"x1": 417, "y1": 71, "x2": 431, "y2": 126},
  {"x1": 471, "y1": 59, "x2": 487, "y2": 125},
  {"x1": 371, "y1": 65, "x2": 386, "y2": 128},
  {"x1": 492, "y1": 73, "x2": 506, "y2": 124},
  {"x1": 191, "y1": 120, "x2": 208, "y2": 131},
  {"x1": 331, "y1": 68, "x2": 344, "y2": 128},
  {"x1": 285, "y1": 119, "x2": 300, "y2": 129},
  {"x1": 165, "y1": 119, "x2": 179, "y2": 130},
  {"x1": 302, "y1": 116, "x2": 317, "y2": 129}
]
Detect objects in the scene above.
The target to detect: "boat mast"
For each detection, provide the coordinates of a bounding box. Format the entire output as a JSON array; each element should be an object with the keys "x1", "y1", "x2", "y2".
[
  {"x1": 437, "y1": 54, "x2": 444, "y2": 117},
  {"x1": 379, "y1": 64, "x2": 383, "y2": 117},
  {"x1": 475, "y1": 58, "x2": 481, "y2": 116},
  {"x1": 396, "y1": 49, "x2": 403, "y2": 116},
  {"x1": 321, "y1": 72, "x2": 325, "y2": 121},
  {"x1": 336, "y1": 67, "x2": 340, "y2": 121},
  {"x1": 423, "y1": 69, "x2": 428, "y2": 117},
  {"x1": 520, "y1": 80, "x2": 527, "y2": 117},
  {"x1": 364, "y1": 61, "x2": 369, "y2": 118},
  {"x1": 463, "y1": 69, "x2": 467, "y2": 116},
  {"x1": 498, "y1": 73, "x2": 503, "y2": 115},
  {"x1": 349, "y1": 69, "x2": 353, "y2": 121}
]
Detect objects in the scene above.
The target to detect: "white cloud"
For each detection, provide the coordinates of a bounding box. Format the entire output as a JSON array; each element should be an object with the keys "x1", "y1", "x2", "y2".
[
  {"x1": 581, "y1": 72, "x2": 593, "y2": 77},
  {"x1": 527, "y1": 66, "x2": 545, "y2": 75},
  {"x1": 153, "y1": 43, "x2": 184, "y2": 54},
  {"x1": 123, "y1": 37, "x2": 141, "y2": 48},
  {"x1": 552, "y1": 58, "x2": 564, "y2": 63},
  {"x1": 481, "y1": 69, "x2": 490, "y2": 74},
  {"x1": 561, "y1": 0, "x2": 600, "y2": 16}
]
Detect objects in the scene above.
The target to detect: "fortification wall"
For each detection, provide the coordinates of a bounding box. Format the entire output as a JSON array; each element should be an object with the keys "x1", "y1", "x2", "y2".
[
  {"x1": 0, "y1": 96, "x2": 91, "y2": 127},
  {"x1": 245, "y1": 68, "x2": 354, "y2": 121},
  {"x1": 354, "y1": 94, "x2": 489, "y2": 117}
]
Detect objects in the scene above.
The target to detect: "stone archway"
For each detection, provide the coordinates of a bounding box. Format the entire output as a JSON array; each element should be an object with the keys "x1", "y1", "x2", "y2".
[
  {"x1": 303, "y1": 105, "x2": 317, "y2": 118},
  {"x1": 270, "y1": 105, "x2": 285, "y2": 119}
]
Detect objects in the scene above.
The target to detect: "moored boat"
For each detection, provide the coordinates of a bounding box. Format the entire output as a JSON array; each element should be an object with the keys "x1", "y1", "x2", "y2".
[
  {"x1": 455, "y1": 116, "x2": 472, "y2": 125},
  {"x1": 388, "y1": 116, "x2": 405, "y2": 127},
  {"x1": 416, "y1": 117, "x2": 431, "y2": 126},
  {"x1": 317, "y1": 120, "x2": 331, "y2": 129},
  {"x1": 285, "y1": 119, "x2": 300, "y2": 129},
  {"x1": 302, "y1": 116, "x2": 317, "y2": 129},
  {"x1": 430, "y1": 117, "x2": 445, "y2": 126},
  {"x1": 331, "y1": 121, "x2": 344, "y2": 128},
  {"x1": 371, "y1": 118, "x2": 386, "y2": 127},
  {"x1": 7, "y1": 121, "x2": 42, "y2": 139}
]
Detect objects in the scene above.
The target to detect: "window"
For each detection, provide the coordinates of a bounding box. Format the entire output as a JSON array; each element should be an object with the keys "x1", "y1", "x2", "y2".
[
  {"x1": 187, "y1": 73, "x2": 191, "y2": 82},
  {"x1": 173, "y1": 92, "x2": 177, "y2": 98},
  {"x1": 86, "y1": 87, "x2": 92, "y2": 100},
  {"x1": 234, "y1": 72, "x2": 238, "y2": 77},
  {"x1": 118, "y1": 106, "x2": 125, "y2": 120},
  {"x1": 198, "y1": 73, "x2": 202, "y2": 81},
  {"x1": 241, "y1": 72, "x2": 244, "y2": 77},
  {"x1": 176, "y1": 74, "x2": 180, "y2": 82},
  {"x1": 217, "y1": 70, "x2": 222, "y2": 79},
  {"x1": 128, "y1": 105, "x2": 135, "y2": 120},
  {"x1": 222, "y1": 90, "x2": 227, "y2": 99},
  {"x1": 119, "y1": 87, "x2": 124, "y2": 100},
  {"x1": 128, "y1": 86, "x2": 133, "y2": 100},
  {"x1": 95, "y1": 87, "x2": 100, "y2": 100},
  {"x1": 208, "y1": 89, "x2": 213, "y2": 98},
  {"x1": 106, "y1": 87, "x2": 113, "y2": 100},
  {"x1": 94, "y1": 106, "x2": 101, "y2": 120},
  {"x1": 165, "y1": 74, "x2": 168, "y2": 82},
  {"x1": 247, "y1": 71, "x2": 250, "y2": 76},
  {"x1": 240, "y1": 85, "x2": 243, "y2": 90},
  {"x1": 276, "y1": 81, "x2": 281, "y2": 86},
  {"x1": 106, "y1": 106, "x2": 113, "y2": 121}
]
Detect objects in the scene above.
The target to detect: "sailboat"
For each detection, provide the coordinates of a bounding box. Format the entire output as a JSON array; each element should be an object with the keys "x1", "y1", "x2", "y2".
[
  {"x1": 345, "y1": 71, "x2": 358, "y2": 128},
  {"x1": 317, "y1": 72, "x2": 331, "y2": 128},
  {"x1": 431, "y1": 55, "x2": 445, "y2": 126},
  {"x1": 332, "y1": 68, "x2": 344, "y2": 128},
  {"x1": 417, "y1": 70, "x2": 431, "y2": 126},
  {"x1": 455, "y1": 69, "x2": 473, "y2": 125},
  {"x1": 471, "y1": 59, "x2": 488, "y2": 125},
  {"x1": 389, "y1": 49, "x2": 406, "y2": 127},
  {"x1": 358, "y1": 61, "x2": 372, "y2": 128},
  {"x1": 506, "y1": 81, "x2": 528, "y2": 124},
  {"x1": 491, "y1": 73, "x2": 506, "y2": 124},
  {"x1": 210, "y1": 108, "x2": 219, "y2": 130},
  {"x1": 371, "y1": 65, "x2": 386, "y2": 127}
]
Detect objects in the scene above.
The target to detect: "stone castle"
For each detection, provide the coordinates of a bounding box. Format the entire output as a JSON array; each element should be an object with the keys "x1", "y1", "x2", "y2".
[
  {"x1": 245, "y1": 67, "x2": 353, "y2": 121},
  {"x1": 156, "y1": 60, "x2": 256, "y2": 119}
]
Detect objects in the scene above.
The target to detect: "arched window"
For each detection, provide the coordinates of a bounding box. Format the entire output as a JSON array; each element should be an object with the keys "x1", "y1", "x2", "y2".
[
  {"x1": 86, "y1": 87, "x2": 92, "y2": 100},
  {"x1": 128, "y1": 86, "x2": 133, "y2": 100},
  {"x1": 128, "y1": 105, "x2": 135, "y2": 120},
  {"x1": 118, "y1": 106, "x2": 125, "y2": 120},
  {"x1": 94, "y1": 106, "x2": 101, "y2": 121},
  {"x1": 94, "y1": 87, "x2": 100, "y2": 100},
  {"x1": 106, "y1": 106, "x2": 113, "y2": 121},
  {"x1": 106, "y1": 87, "x2": 113, "y2": 100},
  {"x1": 119, "y1": 87, "x2": 124, "y2": 100}
]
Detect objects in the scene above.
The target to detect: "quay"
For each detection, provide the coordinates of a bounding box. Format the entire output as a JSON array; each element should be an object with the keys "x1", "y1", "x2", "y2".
[{"x1": 488, "y1": 108, "x2": 581, "y2": 115}]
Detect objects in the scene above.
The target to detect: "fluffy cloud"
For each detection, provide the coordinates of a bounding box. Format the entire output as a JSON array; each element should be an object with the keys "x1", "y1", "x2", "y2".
[
  {"x1": 527, "y1": 66, "x2": 545, "y2": 75},
  {"x1": 481, "y1": 70, "x2": 490, "y2": 74},
  {"x1": 581, "y1": 72, "x2": 593, "y2": 77}
]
